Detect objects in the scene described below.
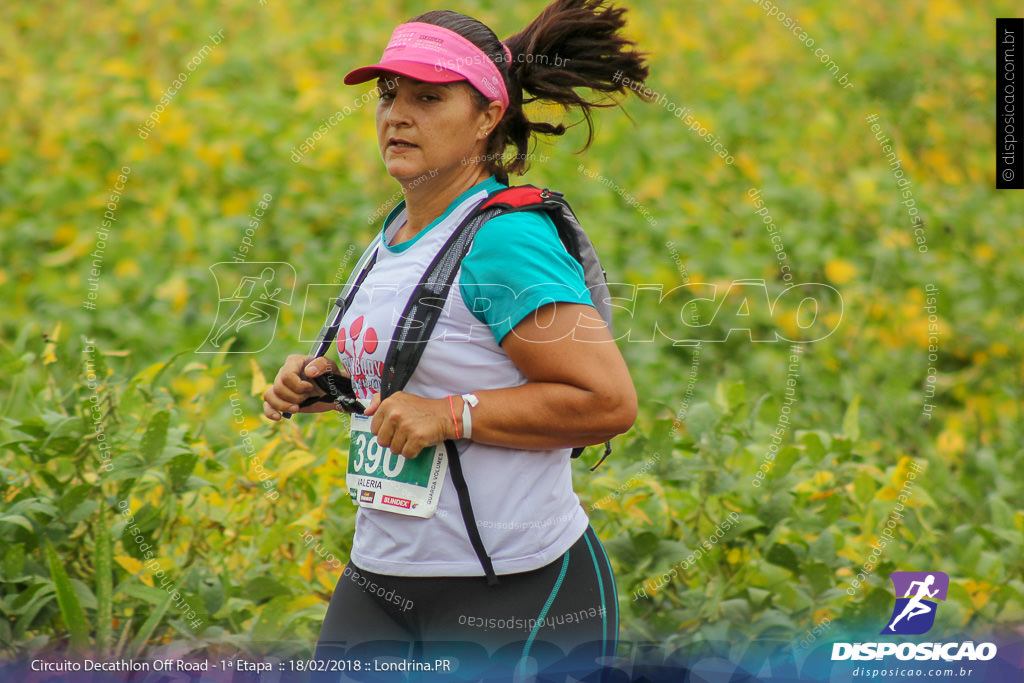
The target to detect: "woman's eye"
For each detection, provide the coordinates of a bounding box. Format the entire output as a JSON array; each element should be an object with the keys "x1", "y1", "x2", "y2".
[{"x1": 379, "y1": 91, "x2": 395, "y2": 101}]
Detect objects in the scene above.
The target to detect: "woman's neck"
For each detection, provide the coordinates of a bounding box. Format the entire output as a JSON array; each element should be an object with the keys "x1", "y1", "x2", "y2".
[{"x1": 391, "y1": 166, "x2": 491, "y2": 244}]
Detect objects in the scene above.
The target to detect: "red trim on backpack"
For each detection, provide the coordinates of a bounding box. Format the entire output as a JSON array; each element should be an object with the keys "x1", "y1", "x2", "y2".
[{"x1": 480, "y1": 185, "x2": 546, "y2": 210}]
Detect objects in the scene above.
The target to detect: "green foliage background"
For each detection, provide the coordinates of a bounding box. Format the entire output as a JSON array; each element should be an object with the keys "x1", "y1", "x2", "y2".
[{"x1": 2, "y1": 0, "x2": 1022, "y2": 663}]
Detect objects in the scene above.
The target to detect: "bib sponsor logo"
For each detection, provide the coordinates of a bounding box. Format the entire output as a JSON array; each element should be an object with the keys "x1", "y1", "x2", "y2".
[
  {"x1": 382, "y1": 495, "x2": 411, "y2": 509},
  {"x1": 359, "y1": 490, "x2": 376, "y2": 504}
]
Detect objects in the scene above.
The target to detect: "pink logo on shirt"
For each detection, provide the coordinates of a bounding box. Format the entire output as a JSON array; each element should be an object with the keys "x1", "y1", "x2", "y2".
[{"x1": 338, "y1": 316, "x2": 383, "y2": 394}]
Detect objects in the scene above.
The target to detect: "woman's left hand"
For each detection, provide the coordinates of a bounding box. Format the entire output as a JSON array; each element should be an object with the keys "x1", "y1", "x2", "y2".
[{"x1": 364, "y1": 391, "x2": 455, "y2": 459}]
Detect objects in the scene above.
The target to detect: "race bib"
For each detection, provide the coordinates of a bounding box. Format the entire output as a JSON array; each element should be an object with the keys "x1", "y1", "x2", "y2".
[{"x1": 346, "y1": 413, "x2": 448, "y2": 518}]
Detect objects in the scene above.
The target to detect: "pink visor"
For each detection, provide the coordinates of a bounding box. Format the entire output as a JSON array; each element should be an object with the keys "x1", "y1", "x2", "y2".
[{"x1": 344, "y1": 22, "x2": 510, "y2": 108}]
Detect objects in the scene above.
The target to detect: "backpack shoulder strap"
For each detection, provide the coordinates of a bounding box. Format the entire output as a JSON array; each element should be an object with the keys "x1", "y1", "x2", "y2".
[
  {"x1": 379, "y1": 199, "x2": 499, "y2": 399},
  {"x1": 374, "y1": 195, "x2": 511, "y2": 584},
  {"x1": 379, "y1": 185, "x2": 550, "y2": 397},
  {"x1": 479, "y1": 184, "x2": 550, "y2": 211}
]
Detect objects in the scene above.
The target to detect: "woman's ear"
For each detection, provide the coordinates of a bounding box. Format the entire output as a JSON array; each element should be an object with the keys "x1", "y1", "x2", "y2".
[{"x1": 478, "y1": 100, "x2": 506, "y2": 139}]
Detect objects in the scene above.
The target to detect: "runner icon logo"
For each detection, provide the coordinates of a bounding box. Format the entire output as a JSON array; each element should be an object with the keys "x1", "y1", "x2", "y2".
[
  {"x1": 198, "y1": 263, "x2": 295, "y2": 353},
  {"x1": 882, "y1": 571, "x2": 949, "y2": 635}
]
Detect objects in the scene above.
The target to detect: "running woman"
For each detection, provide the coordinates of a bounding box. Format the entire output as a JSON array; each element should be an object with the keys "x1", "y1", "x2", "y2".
[{"x1": 262, "y1": 0, "x2": 649, "y2": 676}]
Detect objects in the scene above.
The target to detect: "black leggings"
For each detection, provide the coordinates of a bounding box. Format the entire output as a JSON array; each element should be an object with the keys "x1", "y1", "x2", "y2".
[{"x1": 314, "y1": 526, "x2": 617, "y2": 680}]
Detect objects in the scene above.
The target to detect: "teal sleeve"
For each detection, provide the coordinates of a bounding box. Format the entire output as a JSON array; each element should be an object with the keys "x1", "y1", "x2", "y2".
[{"x1": 459, "y1": 210, "x2": 593, "y2": 345}]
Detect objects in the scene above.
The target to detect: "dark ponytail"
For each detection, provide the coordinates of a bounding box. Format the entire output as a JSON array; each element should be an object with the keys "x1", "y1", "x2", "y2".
[{"x1": 412, "y1": 0, "x2": 651, "y2": 182}]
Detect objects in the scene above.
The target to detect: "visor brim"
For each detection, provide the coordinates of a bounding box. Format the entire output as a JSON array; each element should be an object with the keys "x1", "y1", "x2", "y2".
[{"x1": 344, "y1": 61, "x2": 467, "y2": 86}]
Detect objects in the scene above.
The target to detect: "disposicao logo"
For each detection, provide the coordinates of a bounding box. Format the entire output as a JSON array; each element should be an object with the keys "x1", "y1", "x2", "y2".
[
  {"x1": 831, "y1": 570, "x2": 997, "y2": 662},
  {"x1": 883, "y1": 571, "x2": 948, "y2": 635}
]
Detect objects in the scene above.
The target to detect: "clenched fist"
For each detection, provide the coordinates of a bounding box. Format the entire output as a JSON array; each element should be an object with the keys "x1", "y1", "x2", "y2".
[{"x1": 262, "y1": 354, "x2": 350, "y2": 420}]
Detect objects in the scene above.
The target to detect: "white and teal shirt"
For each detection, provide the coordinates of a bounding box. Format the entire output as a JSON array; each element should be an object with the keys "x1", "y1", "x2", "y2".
[{"x1": 339, "y1": 176, "x2": 594, "y2": 577}]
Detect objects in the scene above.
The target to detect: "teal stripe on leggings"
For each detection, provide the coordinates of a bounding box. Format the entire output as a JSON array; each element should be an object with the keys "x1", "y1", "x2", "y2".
[
  {"x1": 521, "y1": 551, "x2": 570, "y2": 664},
  {"x1": 583, "y1": 529, "x2": 609, "y2": 658},
  {"x1": 590, "y1": 527, "x2": 619, "y2": 658}
]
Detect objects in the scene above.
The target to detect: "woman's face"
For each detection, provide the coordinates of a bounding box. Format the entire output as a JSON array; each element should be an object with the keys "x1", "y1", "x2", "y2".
[{"x1": 375, "y1": 75, "x2": 501, "y2": 185}]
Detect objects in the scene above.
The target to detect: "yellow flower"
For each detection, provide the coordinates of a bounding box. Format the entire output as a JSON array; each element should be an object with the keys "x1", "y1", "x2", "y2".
[
  {"x1": 937, "y1": 429, "x2": 965, "y2": 459},
  {"x1": 825, "y1": 259, "x2": 858, "y2": 286}
]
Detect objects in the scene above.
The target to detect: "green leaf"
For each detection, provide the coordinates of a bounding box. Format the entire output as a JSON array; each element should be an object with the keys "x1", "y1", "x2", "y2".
[
  {"x1": 44, "y1": 539, "x2": 90, "y2": 654},
  {"x1": 0, "y1": 514, "x2": 33, "y2": 533},
  {"x1": 858, "y1": 587, "x2": 894, "y2": 621},
  {"x1": 250, "y1": 594, "x2": 293, "y2": 641},
  {"x1": 685, "y1": 403, "x2": 716, "y2": 440},
  {"x1": 798, "y1": 431, "x2": 828, "y2": 462},
  {"x1": 13, "y1": 584, "x2": 57, "y2": 637},
  {"x1": 167, "y1": 452, "x2": 199, "y2": 491},
  {"x1": 95, "y1": 507, "x2": 113, "y2": 656},
  {"x1": 989, "y1": 495, "x2": 1013, "y2": 529},
  {"x1": 149, "y1": 351, "x2": 189, "y2": 391},
  {"x1": 853, "y1": 471, "x2": 876, "y2": 506},
  {"x1": 842, "y1": 395, "x2": 861, "y2": 441},
  {"x1": 946, "y1": 581, "x2": 973, "y2": 611},
  {"x1": 3, "y1": 543, "x2": 26, "y2": 579},
  {"x1": 822, "y1": 493, "x2": 844, "y2": 526},
  {"x1": 128, "y1": 592, "x2": 173, "y2": 659},
  {"x1": 718, "y1": 597, "x2": 750, "y2": 623},
  {"x1": 765, "y1": 542, "x2": 801, "y2": 574},
  {"x1": 120, "y1": 583, "x2": 173, "y2": 606},
  {"x1": 645, "y1": 417, "x2": 674, "y2": 462},
  {"x1": 242, "y1": 576, "x2": 292, "y2": 604},
  {"x1": 632, "y1": 531, "x2": 661, "y2": 558},
  {"x1": 199, "y1": 576, "x2": 225, "y2": 616},
  {"x1": 726, "y1": 514, "x2": 767, "y2": 537},
  {"x1": 746, "y1": 391, "x2": 771, "y2": 432},
  {"x1": 773, "y1": 446, "x2": 801, "y2": 480},
  {"x1": 67, "y1": 500, "x2": 99, "y2": 525},
  {"x1": 752, "y1": 608, "x2": 796, "y2": 632},
  {"x1": 959, "y1": 535, "x2": 984, "y2": 571},
  {"x1": 802, "y1": 561, "x2": 833, "y2": 595},
  {"x1": 70, "y1": 579, "x2": 98, "y2": 609},
  {"x1": 758, "y1": 492, "x2": 793, "y2": 527},
  {"x1": 58, "y1": 483, "x2": 94, "y2": 516},
  {"x1": 112, "y1": 617, "x2": 133, "y2": 660},
  {"x1": 746, "y1": 586, "x2": 771, "y2": 608},
  {"x1": 140, "y1": 410, "x2": 170, "y2": 463},
  {"x1": 725, "y1": 381, "x2": 746, "y2": 410},
  {"x1": 808, "y1": 529, "x2": 835, "y2": 559}
]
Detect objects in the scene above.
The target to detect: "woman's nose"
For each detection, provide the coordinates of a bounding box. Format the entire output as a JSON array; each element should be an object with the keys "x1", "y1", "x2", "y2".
[{"x1": 383, "y1": 93, "x2": 412, "y2": 127}]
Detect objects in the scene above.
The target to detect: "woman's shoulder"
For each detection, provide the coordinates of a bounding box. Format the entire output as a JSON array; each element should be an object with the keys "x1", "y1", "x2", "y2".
[
  {"x1": 465, "y1": 205, "x2": 575, "y2": 272},
  {"x1": 477, "y1": 203, "x2": 559, "y2": 239},
  {"x1": 460, "y1": 182, "x2": 582, "y2": 279}
]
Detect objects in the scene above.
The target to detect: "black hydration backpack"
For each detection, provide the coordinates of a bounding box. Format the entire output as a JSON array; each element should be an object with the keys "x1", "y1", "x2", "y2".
[{"x1": 296, "y1": 185, "x2": 614, "y2": 584}]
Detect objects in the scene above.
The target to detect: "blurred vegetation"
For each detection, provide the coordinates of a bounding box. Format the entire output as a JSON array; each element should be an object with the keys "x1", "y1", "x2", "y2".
[{"x1": 2, "y1": 0, "x2": 1022, "y2": 663}]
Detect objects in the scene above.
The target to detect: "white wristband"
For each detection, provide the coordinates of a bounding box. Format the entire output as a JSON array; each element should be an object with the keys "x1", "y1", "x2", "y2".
[{"x1": 461, "y1": 393, "x2": 479, "y2": 440}]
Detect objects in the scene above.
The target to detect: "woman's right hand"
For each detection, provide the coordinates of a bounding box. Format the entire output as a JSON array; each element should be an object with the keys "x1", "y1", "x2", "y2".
[{"x1": 263, "y1": 354, "x2": 349, "y2": 420}]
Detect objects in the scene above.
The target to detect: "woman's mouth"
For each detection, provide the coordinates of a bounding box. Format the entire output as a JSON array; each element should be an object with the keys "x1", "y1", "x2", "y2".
[{"x1": 388, "y1": 138, "x2": 418, "y2": 151}]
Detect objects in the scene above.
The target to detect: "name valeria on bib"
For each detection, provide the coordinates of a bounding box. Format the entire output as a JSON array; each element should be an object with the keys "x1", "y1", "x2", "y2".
[{"x1": 346, "y1": 413, "x2": 448, "y2": 518}]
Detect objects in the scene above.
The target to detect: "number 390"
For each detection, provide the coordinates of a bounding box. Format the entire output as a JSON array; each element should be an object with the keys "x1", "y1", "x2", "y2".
[{"x1": 352, "y1": 433, "x2": 404, "y2": 477}]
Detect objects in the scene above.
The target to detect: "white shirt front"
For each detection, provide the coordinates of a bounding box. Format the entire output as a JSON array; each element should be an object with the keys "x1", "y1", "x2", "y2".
[{"x1": 339, "y1": 181, "x2": 589, "y2": 577}]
